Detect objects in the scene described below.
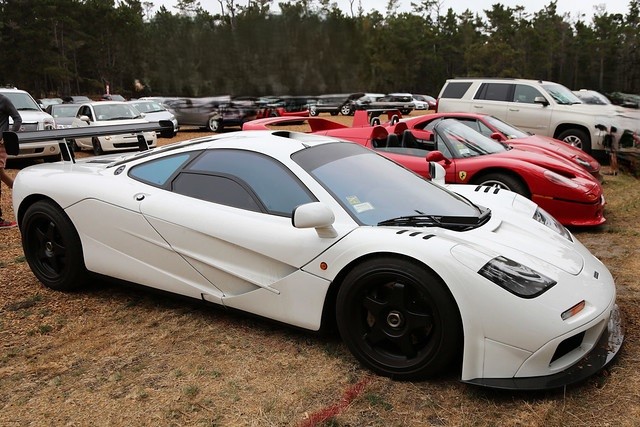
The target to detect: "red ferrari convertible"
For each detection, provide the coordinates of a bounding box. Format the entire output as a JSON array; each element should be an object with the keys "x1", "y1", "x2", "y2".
[
  {"x1": 243, "y1": 116, "x2": 605, "y2": 227},
  {"x1": 398, "y1": 112, "x2": 602, "y2": 180}
]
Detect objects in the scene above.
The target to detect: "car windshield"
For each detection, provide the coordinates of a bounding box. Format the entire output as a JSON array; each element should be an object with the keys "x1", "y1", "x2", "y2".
[
  {"x1": 483, "y1": 115, "x2": 530, "y2": 138},
  {"x1": 435, "y1": 119, "x2": 507, "y2": 158},
  {"x1": 130, "y1": 101, "x2": 165, "y2": 113},
  {"x1": 573, "y1": 91, "x2": 611, "y2": 105},
  {"x1": 293, "y1": 142, "x2": 486, "y2": 227},
  {"x1": 94, "y1": 104, "x2": 141, "y2": 120},
  {"x1": 51, "y1": 105, "x2": 80, "y2": 118},
  {"x1": 3, "y1": 92, "x2": 40, "y2": 111},
  {"x1": 541, "y1": 83, "x2": 582, "y2": 105}
]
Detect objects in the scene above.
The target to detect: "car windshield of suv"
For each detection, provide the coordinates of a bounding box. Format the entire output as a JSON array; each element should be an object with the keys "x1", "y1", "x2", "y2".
[
  {"x1": 483, "y1": 115, "x2": 530, "y2": 139},
  {"x1": 541, "y1": 83, "x2": 582, "y2": 105},
  {"x1": 51, "y1": 104, "x2": 81, "y2": 118},
  {"x1": 293, "y1": 142, "x2": 487, "y2": 228},
  {"x1": 434, "y1": 119, "x2": 506, "y2": 158},
  {"x1": 3, "y1": 93, "x2": 40, "y2": 111}
]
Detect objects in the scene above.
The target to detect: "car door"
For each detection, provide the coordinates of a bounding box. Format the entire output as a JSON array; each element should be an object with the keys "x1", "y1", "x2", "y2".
[
  {"x1": 132, "y1": 149, "x2": 351, "y2": 312},
  {"x1": 505, "y1": 83, "x2": 553, "y2": 135},
  {"x1": 470, "y1": 82, "x2": 512, "y2": 119}
]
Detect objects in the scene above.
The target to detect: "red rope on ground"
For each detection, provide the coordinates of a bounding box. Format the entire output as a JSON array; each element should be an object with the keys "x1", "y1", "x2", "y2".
[{"x1": 297, "y1": 376, "x2": 372, "y2": 427}]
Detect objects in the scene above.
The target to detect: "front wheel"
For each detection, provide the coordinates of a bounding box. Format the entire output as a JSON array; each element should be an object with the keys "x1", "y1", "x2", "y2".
[
  {"x1": 340, "y1": 104, "x2": 353, "y2": 116},
  {"x1": 92, "y1": 137, "x2": 104, "y2": 156},
  {"x1": 21, "y1": 200, "x2": 89, "y2": 291},
  {"x1": 207, "y1": 117, "x2": 221, "y2": 132},
  {"x1": 336, "y1": 257, "x2": 462, "y2": 379},
  {"x1": 309, "y1": 107, "x2": 318, "y2": 116},
  {"x1": 558, "y1": 129, "x2": 591, "y2": 153}
]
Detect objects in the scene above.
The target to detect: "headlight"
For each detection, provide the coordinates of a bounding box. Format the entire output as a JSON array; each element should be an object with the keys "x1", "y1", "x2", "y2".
[
  {"x1": 575, "y1": 157, "x2": 591, "y2": 170},
  {"x1": 543, "y1": 170, "x2": 579, "y2": 188},
  {"x1": 533, "y1": 207, "x2": 572, "y2": 241},
  {"x1": 478, "y1": 256, "x2": 557, "y2": 298}
]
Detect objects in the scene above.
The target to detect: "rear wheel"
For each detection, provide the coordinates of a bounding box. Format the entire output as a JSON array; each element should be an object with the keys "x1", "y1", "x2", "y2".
[
  {"x1": 336, "y1": 257, "x2": 462, "y2": 379},
  {"x1": 21, "y1": 200, "x2": 89, "y2": 291},
  {"x1": 340, "y1": 104, "x2": 353, "y2": 116},
  {"x1": 474, "y1": 173, "x2": 528, "y2": 197}
]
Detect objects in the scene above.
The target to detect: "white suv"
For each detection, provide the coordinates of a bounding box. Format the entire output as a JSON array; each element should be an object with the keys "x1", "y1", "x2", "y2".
[
  {"x1": 436, "y1": 78, "x2": 624, "y2": 155},
  {"x1": 1, "y1": 87, "x2": 60, "y2": 162}
]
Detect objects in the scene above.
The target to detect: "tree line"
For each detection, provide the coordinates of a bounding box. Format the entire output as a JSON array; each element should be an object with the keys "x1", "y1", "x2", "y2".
[{"x1": 0, "y1": 0, "x2": 638, "y2": 100}]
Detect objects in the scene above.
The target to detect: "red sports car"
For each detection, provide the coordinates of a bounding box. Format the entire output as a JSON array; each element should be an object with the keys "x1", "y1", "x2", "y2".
[
  {"x1": 398, "y1": 112, "x2": 602, "y2": 180},
  {"x1": 243, "y1": 116, "x2": 606, "y2": 227}
]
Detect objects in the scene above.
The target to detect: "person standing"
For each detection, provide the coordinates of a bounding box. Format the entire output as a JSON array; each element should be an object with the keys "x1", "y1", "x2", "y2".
[{"x1": 0, "y1": 93, "x2": 22, "y2": 229}]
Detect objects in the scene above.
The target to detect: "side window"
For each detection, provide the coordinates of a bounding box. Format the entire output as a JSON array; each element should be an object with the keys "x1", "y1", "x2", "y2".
[
  {"x1": 475, "y1": 83, "x2": 512, "y2": 101},
  {"x1": 78, "y1": 106, "x2": 92, "y2": 120},
  {"x1": 476, "y1": 121, "x2": 494, "y2": 137},
  {"x1": 440, "y1": 82, "x2": 472, "y2": 99},
  {"x1": 173, "y1": 174, "x2": 262, "y2": 212},
  {"x1": 129, "y1": 153, "x2": 195, "y2": 186},
  {"x1": 181, "y1": 150, "x2": 316, "y2": 216},
  {"x1": 513, "y1": 84, "x2": 544, "y2": 104}
]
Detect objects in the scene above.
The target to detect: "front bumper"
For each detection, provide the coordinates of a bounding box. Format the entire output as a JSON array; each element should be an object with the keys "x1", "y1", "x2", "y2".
[{"x1": 463, "y1": 304, "x2": 624, "y2": 390}]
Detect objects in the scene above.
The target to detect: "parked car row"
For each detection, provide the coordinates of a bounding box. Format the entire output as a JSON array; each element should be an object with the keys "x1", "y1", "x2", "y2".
[{"x1": 308, "y1": 92, "x2": 437, "y2": 116}]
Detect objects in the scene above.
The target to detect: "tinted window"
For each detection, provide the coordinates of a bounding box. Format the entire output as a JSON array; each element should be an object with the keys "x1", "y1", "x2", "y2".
[
  {"x1": 129, "y1": 153, "x2": 194, "y2": 186},
  {"x1": 440, "y1": 82, "x2": 472, "y2": 99},
  {"x1": 173, "y1": 173, "x2": 262, "y2": 212},
  {"x1": 186, "y1": 150, "x2": 315, "y2": 216},
  {"x1": 512, "y1": 84, "x2": 543, "y2": 104},
  {"x1": 476, "y1": 83, "x2": 511, "y2": 101}
]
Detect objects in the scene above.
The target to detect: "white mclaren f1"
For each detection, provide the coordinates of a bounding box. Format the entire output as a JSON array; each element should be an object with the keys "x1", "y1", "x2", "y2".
[{"x1": 11, "y1": 129, "x2": 623, "y2": 390}]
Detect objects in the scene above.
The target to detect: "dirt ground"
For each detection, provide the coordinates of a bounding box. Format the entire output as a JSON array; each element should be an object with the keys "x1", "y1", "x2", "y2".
[{"x1": 1, "y1": 115, "x2": 639, "y2": 426}]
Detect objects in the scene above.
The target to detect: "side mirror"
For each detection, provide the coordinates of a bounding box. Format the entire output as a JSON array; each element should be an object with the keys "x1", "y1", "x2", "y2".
[
  {"x1": 425, "y1": 150, "x2": 451, "y2": 165},
  {"x1": 292, "y1": 202, "x2": 337, "y2": 238},
  {"x1": 534, "y1": 96, "x2": 549, "y2": 106},
  {"x1": 79, "y1": 115, "x2": 91, "y2": 123},
  {"x1": 490, "y1": 132, "x2": 506, "y2": 142}
]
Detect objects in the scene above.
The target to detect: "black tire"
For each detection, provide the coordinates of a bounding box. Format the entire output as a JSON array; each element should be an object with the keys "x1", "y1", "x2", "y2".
[
  {"x1": 558, "y1": 128, "x2": 591, "y2": 153},
  {"x1": 207, "y1": 116, "x2": 221, "y2": 132},
  {"x1": 21, "y1": 200, "x2": 89, "y2": 291},
  {"x1": 92, "y1": 137, "x2": 104, "y2": 156},
  {"x1": 70, "y1": 140, "x2": 81, "y2": 152},
  {"x1": 340, "y1": 104, "x2": 353, "y2": 116},
  {"x1": 336, "y1": 257, "x2": 462, "y2": 379},
  {"x1": 309, "y1": 107, "x2": 318, "y2": 116},
  {"x1": 474, "y1": 172, "x2": 528, "y2": 197},
  {"x1": 330, "y1": 111, "x2": 338, "y2": 116}
]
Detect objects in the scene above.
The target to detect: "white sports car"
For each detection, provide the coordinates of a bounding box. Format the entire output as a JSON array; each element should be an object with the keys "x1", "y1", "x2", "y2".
[{"x1": 11, "y1": 130, "x2": 623, "y2": 390}]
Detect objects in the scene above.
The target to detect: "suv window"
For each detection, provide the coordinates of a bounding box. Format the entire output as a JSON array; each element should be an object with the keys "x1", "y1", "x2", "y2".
[
  {"x1": 513, "y1": 84, "x2": 543, "y2": 104},
  {"x1": 440, "y1": 82, "x2": 472, "y2": 99},
  {"x1": 475, "y1": 83, "x2": 512, "y2": 101}
]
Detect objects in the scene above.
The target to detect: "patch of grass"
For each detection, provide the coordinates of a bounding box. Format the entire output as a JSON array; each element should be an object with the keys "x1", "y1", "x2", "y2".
[
  {"x1": 364, "y1": 392, "x2": 393, "y2": 411},
  {"x1": 4, "y1": 294, "x2": 42, "y2": 311},
  {"x1": 38, "y1": 324, "x2": 53, "y2": 335},
  {"x1": 14, "y1": 255, "x2": 26, "y2": 263},
  {"x1": 184, "y1": 385, "x2": 199, "y2": 398}
]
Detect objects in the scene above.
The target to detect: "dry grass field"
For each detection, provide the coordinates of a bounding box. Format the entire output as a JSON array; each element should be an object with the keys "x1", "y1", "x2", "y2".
[{"x1": 1, "y1": 115, "x2": 639, "y2": 426}]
